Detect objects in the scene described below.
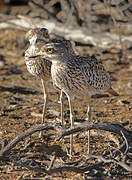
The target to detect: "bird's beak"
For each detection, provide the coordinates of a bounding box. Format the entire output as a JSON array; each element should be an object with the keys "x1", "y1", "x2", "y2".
[
  {"x1": 29, "y1": 53, "x2": 42, "y2": 58},
  {"x1": 36, "y1": 38, "x2": 44, "y2": 43}
]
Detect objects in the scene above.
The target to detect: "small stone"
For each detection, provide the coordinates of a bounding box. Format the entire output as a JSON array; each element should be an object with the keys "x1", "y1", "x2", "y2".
[
  {"x1": 0, "y1": 61, "x2": 4, "y2": 68},
  {"x1": 9, "y1": 114, "x2": 22, "y2": 119},
  {"x1": 96, "y1": 112, "x2": 107, "y2": 117},
  {"x1": 31, "y1": 112, "x2": 41, "y2": 117},
  {"x1": 117, "y1": 99, "x2": 131, "y2": 105},
  {"x1": 48, "y1": 109, "x2": 60, "y2": 116}
]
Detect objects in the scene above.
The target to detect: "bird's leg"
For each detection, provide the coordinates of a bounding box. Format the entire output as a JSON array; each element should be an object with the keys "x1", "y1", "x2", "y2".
[
  {"x1": 57, "y1": 90, "x2": 61, "y2": 103},
  {"x1": 60, "y1": 90, "x2": 64, "y2": 127},
  {"x1": 87, "y1": 97, "x2": 91, "y2": 154},
  {"x1": 41, "y1": 79, "x2": 48, "y2": 124},
  {"x1": 68, "y1": 96, "x2": 74, "y2": 158},
  {"x1": 39, "y1": 79, "x2": 48, "y2": 138}
]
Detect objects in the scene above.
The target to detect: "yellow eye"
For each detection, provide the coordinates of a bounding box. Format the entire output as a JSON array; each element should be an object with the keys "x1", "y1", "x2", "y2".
[
  {"x1": 47, "y1": 48, "x2": 54, "y2": 54},
  {"x1": 44, "y1": 32, "x2": 49, "y2": 38},
  {"x1": 29, "y1": 34, "x2": 32, "y2": 39}
]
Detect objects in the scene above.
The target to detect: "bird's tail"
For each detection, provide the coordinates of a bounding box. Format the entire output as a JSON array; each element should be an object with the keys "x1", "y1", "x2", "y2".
[{"x1": 107, "y1": 88, "x2": 119, "y2": 96}]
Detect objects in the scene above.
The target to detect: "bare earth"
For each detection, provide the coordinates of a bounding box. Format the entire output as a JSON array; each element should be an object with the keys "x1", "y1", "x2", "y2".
[
  {"x1": 0, "y1": 27, "x2": 131, "y2": 179},
  {"x1": 0, "y1": 1, "x2": 132, "y2": 177}
]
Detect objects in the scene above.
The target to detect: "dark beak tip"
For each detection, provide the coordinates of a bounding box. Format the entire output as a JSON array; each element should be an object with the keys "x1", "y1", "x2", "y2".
[{"x1": 29, "y1": 55, "x2": 38, "y2": 58}]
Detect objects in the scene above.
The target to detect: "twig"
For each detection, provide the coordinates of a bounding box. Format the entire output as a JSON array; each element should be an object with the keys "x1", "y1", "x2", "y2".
[
  {"x1": 19, "y1": 161, "x2": 104, "y2": 174},
  {"x1": 84, "y1": 154, "x2": 132, "y2": 172},
  {"x1": 105, "y1": 0, "x2": 126, "y2": 63},
  {"x1": 47, "y1": 153, "x2": 56, "y2": 170},
  {"x1": 30, "y1": 0, "x2": 61, "y2": 22},
  {"x1": 120, "y1": 130, "x2": 129, "y2": 155},
  {"x1": 0, "y1": 121, "x2": 132, "y2": 158},
  {"x1": 57, "y1": 122, "x2": 132, "y2": 141},
  {"x1": 0, "y1": 123, "x2": 57, "y2": 157}
]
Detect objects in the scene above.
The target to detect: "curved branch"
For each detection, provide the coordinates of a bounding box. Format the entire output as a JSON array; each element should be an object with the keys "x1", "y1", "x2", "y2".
[
  {"x1": 0, "y1": 123, "x2": 56, "y2": 158},
  {"x1": 84, "y1": 154, "x2": 132, "y2": 172},
  {"x1": 0, "y1": 121, "x2": 132, "y2": 159},
  {"x1": 57, "y1": 122, "x2": 132, "y2": 141},
  {"x1": 18, "y1": 161, "x2": 103, "y2": 174}
]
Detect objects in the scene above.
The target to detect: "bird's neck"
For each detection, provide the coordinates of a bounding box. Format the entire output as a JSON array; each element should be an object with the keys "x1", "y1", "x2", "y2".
[{"x1": 51, "y1": 60, "x2": 61, "y2": 65}]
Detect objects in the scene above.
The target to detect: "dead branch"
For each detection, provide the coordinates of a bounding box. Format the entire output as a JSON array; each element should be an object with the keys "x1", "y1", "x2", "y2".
[
  {"x1": 17, "y1": 160, "x2": 104, "y2": 174},
  {"x1": 0, "y1": 121, "x2": 131, "y2": 173},
  {"x1": 121, "y1": 130, "x2": 129, "y2": 155},
  {"x1": 0, "y1": 15, "x2": 132, "y2": 49},
  {"x1": 0, "y1": 121, "x2": 132, "y2": 158},
  {"x1": 47, "y1": 153, "x2": 56, "y2": 171},
  {"x1": 57, "y1": 122, "x2": 132, "y2": 142},
  {"x1": 84, "y1": 154, "x2": 132, "y2": 172},
  {"x1": 16, "y1": 151, "x2": 132, "y2": 173},
  {"x1": 105, "y1": 0, "x2": 126, "y2": 63},
  {"x1": 30, "y1": 0, "x2": 60, "y2": 22},
  {"x1": 0, "y1": 123, "x2": 57, "y2": 158}
]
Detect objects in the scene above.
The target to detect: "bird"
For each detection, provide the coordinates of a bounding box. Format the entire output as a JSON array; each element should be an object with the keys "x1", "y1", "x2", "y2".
[
  {"x1": 29, "y1": 39, "x2": 119, "y2": 157},
  {"x1": 24, "y1": 28, "x2": 65, "y2": 137}
]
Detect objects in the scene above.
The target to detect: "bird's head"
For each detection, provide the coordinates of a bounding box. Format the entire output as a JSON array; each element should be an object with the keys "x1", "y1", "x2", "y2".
[
  {"x1": 25, "y1": 28, "x2": 50, "y2": 45},
  {"x1": 29, "y1": 40, "x2": 73, "y2": 63}
]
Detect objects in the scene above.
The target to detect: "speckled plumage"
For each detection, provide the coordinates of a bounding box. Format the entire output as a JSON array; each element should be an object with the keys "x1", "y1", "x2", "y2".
[
  {"x1": 24, "y1": 28, "x2": 55, "y2": 138},
  {"x1": 25, "y1": 42, "x2": 51, "y2": 81},
  {"x1": 51, "y1": 55, "x2": 111, "y2": 97},
  {"x1": 25, "y1": 28, "x2": 51, "y2": 81},
  {"x1": 38, "y1": 41, "x2": 115, "y2": 98},
  {"x1": 25, "y1": 29, "x2": 75, "y2": 83},
  {"x1": 24, "y1": 28, "x2": 73, "y2": 137},
  {"x1": 31, "y1": 40, "x2": 118, "y2": 156}
]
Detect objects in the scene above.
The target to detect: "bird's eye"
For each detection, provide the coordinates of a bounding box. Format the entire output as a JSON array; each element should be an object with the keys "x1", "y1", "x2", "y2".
[
  {"x1": 44, "y1": 32, "x2": 49, "y2": 38},
  {"x1": 29, "y1": 34, "x2": 32, "y2": 39},
  {"x1": 47, "y1": 48, "x2": 54, "y2": 54}
]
